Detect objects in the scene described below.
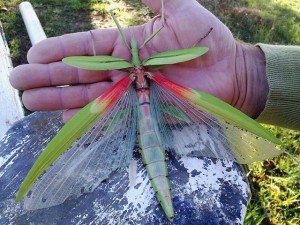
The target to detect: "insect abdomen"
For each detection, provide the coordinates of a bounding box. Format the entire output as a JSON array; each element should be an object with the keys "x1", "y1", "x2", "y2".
[
  {"x1": 139, "y1": 130, "x2": 174, "y2": 220},
  {"x1": 137, "y1": 90, "x2": 174, "y2": 220}
]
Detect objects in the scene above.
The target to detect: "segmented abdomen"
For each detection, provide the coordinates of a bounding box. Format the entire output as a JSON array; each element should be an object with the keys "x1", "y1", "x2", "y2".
[{"x1": 137, "y1": 89, "x2": 174, "y2": 220}]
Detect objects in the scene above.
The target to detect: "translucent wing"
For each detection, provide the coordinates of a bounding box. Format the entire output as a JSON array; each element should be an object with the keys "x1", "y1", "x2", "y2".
[
  {"x1": 23, "y1": 86, "x2": 138, "y2": 210},
  {"x1": 150, "y1": 75, "x2": 283, "y2": 164}
]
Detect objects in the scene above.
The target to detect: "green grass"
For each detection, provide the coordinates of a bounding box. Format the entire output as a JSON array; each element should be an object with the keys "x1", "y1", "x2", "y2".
[
  {"x1": 243, "y1": 0, "x2": 300, "y2": 44},
  {"x1": 246, "y1": 126, "x2": 300, "y2": 224},
  {"x1": 0, "y1": 0, "x2": 299, "y2": 224},
  {"x1": 214, "y1": 2, "x2": 300, "y2": 224}
]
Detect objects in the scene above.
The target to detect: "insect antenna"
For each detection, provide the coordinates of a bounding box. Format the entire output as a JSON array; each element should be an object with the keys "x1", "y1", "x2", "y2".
[
  {"x1": 110, "y1": 8, "x2": 131, "y2": 50},
  {"x1": 140, "y1": 0, "x2": 165, "y2": 48}
]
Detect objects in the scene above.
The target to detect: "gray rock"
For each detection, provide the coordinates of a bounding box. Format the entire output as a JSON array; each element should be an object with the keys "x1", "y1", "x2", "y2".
[{"x1": 0, "y1": 111, "x2": 250, "y2": 225}]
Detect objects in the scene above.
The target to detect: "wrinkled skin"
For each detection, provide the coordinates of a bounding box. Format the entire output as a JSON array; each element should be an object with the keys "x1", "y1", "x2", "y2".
[{"x1": 9, "y1": 0, "x2": 268, "y2": 122}]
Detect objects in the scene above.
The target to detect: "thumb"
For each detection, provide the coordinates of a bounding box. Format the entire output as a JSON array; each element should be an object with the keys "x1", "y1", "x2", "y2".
[
  {"x1": 142, "y1": 0, "x2": 196, "y2": 15},
  {"x1": 142, "y1": 0, "x2": 163, "y2": 13}
]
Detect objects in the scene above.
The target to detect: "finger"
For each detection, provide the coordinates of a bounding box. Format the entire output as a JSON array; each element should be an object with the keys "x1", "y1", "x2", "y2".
[
  {"x1": 22, "y1": 81, "x2": 113, "y2": 111},
  {"x1": 10, "y1": 62, "x2": 112, "y2": 90},
  {"x1": 27, "y1": 28, "x2": 129, "y2": 64},
  {"x1": 142, "y1": 0, "x2": 197, "y2": 15},
  {"x1": 141, "y1": 0, "x2": 217, "y2": 49},
  {"x1": 62, "y1": 108, "x2": 81, "y2": 123},
  {"x1": 142, "y1": 0, "x2": 163, "y2": 13}
]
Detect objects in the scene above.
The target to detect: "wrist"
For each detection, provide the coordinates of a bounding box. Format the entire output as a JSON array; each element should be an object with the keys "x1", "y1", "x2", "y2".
[{"x1": 234, "y1": 42, "x2": 268, "y2": 118}]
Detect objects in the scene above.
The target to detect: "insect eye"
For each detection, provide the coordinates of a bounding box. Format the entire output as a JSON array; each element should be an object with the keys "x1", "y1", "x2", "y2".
[
  {"x1": 130, "y1": 75, "x2": 136, "y2": 81},
  {"x1": 145, "y1": 73, "x2": 152, "y2": 79}
]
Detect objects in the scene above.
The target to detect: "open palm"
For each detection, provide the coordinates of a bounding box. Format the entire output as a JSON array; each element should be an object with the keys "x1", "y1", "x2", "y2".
[{"x1": 10, "y1": 0, "x2": 266, "y2": 121}]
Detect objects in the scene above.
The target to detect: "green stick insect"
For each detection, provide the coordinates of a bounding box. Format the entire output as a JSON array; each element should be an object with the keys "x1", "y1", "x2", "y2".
[{"x1": 16, "y1": 1, "x2": 283, "y2": 221}]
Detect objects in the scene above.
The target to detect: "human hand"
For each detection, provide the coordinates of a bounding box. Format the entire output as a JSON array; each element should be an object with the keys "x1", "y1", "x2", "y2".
[{"x1": 10, "y1": 0, "x2": 268, "y2": 122}]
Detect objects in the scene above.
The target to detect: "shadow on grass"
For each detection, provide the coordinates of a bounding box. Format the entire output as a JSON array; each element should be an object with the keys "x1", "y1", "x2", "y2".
[
  {"x1": 115, "y1": 0, "x2": 153, "y2": 27},
  {"x1": 1, "y1": 0, "x2": 157, "y2": 67},
  {"x1": 1, "y1": 1, "x2": 31, "y2": 66},
  {"x1": 0, "y1": 0, "x2": 96, "y2": 115},
  {"x1": 0, "y1": 0, "x2": 95, "y2": 66}
]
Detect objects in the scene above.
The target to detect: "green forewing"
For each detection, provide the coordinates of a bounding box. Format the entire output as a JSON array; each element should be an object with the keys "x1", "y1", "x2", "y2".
[
  {"x1": 191, "y1": 89, "x2": 282, "y2": 145},
  {"x1": 63, "y1": 55, "x2": 133, "y2": 70},
  {"x1": 16, "y1": 100, "x2": 103, "y2": 201},
  {"x1": 142, "y1": 47, "x2": 209, "y2": 66}
]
